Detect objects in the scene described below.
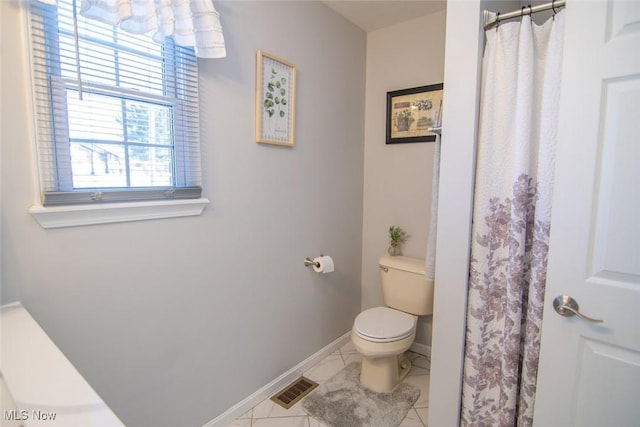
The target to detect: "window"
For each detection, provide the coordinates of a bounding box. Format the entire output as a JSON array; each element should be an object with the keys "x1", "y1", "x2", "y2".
[{"x1": 29, "y1": 0, "x2": 203, "y2": 208}]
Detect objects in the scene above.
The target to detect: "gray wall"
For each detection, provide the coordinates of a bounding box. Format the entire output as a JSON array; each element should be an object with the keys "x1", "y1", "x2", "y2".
[{"x1": 0, "y1": 1, "x2": 365, "y2": 426}]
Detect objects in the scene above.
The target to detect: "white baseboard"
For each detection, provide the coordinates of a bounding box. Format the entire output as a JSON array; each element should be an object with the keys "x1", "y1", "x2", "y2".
[
  {"x1": 203, "y1": 334, "x2": 430, "y2": 426},
  {"x1": 1, "y1": 302, "x2": 23, "y2": 310},
  {"x1": 410, "y1": 342, "x2": 432, "y2": 358},
  {"x1": 202, "y1": 332, "x2": 351, "y2": 427}
]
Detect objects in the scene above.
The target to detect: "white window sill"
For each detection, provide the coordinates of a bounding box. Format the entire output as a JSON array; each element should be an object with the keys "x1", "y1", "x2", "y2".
[{"x1": 29, "y1": 198, "x2": 210, "y2": 229}]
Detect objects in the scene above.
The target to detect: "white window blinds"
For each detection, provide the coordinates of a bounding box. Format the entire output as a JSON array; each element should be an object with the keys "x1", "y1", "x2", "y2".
[{"x1": 29, "y1": 0, "x2": 203, "y2": 206}]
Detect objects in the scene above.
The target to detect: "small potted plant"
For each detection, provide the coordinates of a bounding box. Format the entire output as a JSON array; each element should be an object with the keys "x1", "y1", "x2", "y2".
[{"x1": 388, "y1": 226, "x2": 407, "y2": 256}]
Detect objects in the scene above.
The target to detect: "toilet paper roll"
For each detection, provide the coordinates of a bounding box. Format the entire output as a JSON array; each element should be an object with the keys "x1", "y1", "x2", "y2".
[{"x1": 313, "y1": 255, "x2": 334, "y2": 274}]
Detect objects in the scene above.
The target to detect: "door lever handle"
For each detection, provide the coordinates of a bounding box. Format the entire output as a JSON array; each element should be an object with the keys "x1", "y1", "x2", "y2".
[{"x1": 553, "y1": 295, "x2": 603, "y2": 323}]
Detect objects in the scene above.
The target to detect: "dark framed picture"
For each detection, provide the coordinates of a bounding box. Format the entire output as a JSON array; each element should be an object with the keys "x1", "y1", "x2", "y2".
[{"x1": 386, "y1": 83, "x2": 443, "y2": 144}]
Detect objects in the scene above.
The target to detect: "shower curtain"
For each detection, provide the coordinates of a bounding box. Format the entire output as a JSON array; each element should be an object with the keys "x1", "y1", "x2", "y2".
[
  {"x1": 461, "y1": 11, "x2": 565, "y2": 427},
  {"x1": 425, "y1": 134, "x2": 440, "y2": 284}
]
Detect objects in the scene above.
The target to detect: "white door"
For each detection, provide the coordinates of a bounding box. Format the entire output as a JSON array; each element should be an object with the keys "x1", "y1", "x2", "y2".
[{"x1": 534, "y1": 1, "x2": 640, "y2": 426}]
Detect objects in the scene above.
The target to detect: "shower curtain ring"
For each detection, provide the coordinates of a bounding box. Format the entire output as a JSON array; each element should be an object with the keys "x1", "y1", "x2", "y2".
[
  {"x1": 495, "y1": 12, "x2": 500, "y2": 31},
  {"x1": 552, "y1": 0, "x2": 557, "y2": 19},
  {"x1": 520, "y1": 6, "x2": 525, "y2": 20}
]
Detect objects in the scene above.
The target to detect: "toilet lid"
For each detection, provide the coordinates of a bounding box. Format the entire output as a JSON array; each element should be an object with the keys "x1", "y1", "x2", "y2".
[{"x1": 354, "y1": 307, "x2": 416, "y2": 343}]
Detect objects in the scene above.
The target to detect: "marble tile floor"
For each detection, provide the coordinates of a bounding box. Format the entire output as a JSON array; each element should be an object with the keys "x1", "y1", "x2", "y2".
[{"x1": 228, "y1": 341, "x2": 430, "y2": 427}]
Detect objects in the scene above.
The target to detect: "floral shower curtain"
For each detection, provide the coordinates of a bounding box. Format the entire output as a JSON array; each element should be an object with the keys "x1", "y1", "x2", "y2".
[{"x1": 461, "y1": 11, "x2": 565, "y2": 427}]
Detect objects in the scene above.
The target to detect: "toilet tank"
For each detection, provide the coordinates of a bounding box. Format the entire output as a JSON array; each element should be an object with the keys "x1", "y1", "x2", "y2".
[{"x1": 380, "y1": 255, "x2": 434, "y2": 316}]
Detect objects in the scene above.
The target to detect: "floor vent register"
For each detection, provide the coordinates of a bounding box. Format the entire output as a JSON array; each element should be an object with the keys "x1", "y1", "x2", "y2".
[{"x1": 270, "y1": 376, "x2": 319, "y2": 409}]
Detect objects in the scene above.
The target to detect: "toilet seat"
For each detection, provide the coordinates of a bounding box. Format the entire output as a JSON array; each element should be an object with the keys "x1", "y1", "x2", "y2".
[{"x1": 354, "y1": 307, "x2": 416, "y2": 343}]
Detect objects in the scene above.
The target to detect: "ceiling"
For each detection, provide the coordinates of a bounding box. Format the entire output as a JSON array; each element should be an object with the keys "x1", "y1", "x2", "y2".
[{"x1": 322, "y1": 0, "x2": 446, "y2": 32}]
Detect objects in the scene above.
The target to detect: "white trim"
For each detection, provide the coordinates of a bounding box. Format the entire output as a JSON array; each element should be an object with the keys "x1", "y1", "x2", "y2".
[
  {"x1": 29, "y1": 198, "x2": 210, "y2": 229},
  {"x1": 0, "y1": 302, "x2": 23, "y2": 310},
  {"x1": 428, "y1": 1, "x2": 484, "y2": 426},
  {"x1": 203, "y1": 332, "x2": 351, "y2": 427},
  {"x1": 410, "y1": 342, "x2": 431, "y2": 358},
  {"x1": 21, "y1": 1, "x2": 44, "y2": 208}
]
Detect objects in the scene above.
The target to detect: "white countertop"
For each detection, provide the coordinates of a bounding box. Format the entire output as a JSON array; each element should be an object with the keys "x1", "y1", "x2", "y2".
[{"x1": 1, "y1": 303, "x2": 124, "y2": 427}]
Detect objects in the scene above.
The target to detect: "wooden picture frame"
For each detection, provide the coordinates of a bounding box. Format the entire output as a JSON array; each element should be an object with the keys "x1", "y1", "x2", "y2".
[
  {"x1": 255, "y1": 51, "x2": 296, "y2": 146},
  {"x1": 386, "y1": 83, "x2": 443, "y2": 144}
]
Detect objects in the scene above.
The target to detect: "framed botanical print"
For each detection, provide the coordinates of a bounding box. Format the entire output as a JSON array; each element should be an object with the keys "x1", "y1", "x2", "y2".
[{"x1": 255, "y1": 51, "x2": 296, "y2": 146}]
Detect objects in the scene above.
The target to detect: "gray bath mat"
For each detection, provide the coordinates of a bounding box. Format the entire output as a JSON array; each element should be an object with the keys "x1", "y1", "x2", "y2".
[{"x1": 302, "y1": 362, "x2": 420, "y2": 427}]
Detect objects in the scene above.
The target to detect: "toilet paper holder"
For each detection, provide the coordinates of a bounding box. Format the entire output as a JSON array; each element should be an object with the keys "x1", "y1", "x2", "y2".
[{"x1": 303, "y1": 255, "x2": 324, "y2": 268}]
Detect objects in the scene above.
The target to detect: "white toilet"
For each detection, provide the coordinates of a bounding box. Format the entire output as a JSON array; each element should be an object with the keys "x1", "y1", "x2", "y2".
[{"x1": 351, "y1": 255, "x2": 434, "y2": 393}]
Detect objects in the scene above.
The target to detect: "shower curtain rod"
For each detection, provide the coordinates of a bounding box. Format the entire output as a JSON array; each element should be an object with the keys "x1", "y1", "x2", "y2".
[{"x1": 483, "y1": 0, "x2": 566, "y2": 30}]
